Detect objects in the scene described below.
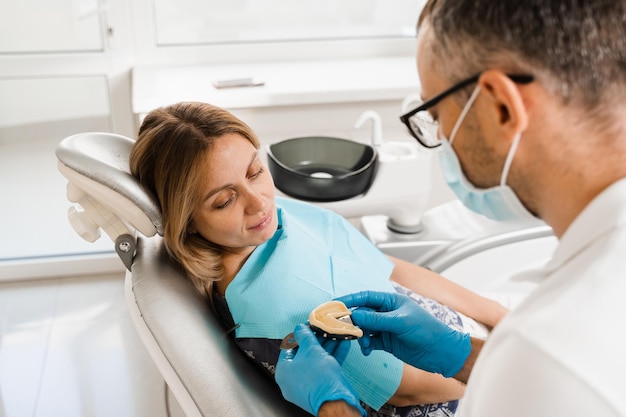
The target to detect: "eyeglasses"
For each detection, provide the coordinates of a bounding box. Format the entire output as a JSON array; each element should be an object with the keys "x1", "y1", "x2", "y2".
[{"x1": 400, "y1": 73, "x2": 534, "y2": 148}]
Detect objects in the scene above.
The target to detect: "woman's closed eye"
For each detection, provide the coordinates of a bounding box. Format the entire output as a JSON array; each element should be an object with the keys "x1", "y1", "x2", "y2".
[
  {"x1": 211, "y1": 161, "x2": 265, "y2": 210},
  {"x1": 212, "y1": 169, "x2": 262, "y2": 210},
  {"x1": 214, "y1": 189, "x2": 236, "y2": 210},
  {"x1": 248, "y1": 165, "x2": 265, "y2": 180}
]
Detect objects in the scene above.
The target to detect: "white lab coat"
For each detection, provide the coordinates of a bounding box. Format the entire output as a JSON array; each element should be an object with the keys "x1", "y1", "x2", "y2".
[{"x1": 459, "y1": 178, "x2": 626, "y2": 416}]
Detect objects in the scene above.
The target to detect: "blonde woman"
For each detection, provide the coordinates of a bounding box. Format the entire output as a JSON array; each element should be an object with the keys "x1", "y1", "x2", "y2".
[{"x1": 130, "y1": 101, "x2": 507, "y2": 417}]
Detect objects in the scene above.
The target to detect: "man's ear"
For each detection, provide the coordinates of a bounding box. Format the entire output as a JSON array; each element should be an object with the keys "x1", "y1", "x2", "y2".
[{"x1": 478, "y1": 70, "x2": 529, "y2": 141}]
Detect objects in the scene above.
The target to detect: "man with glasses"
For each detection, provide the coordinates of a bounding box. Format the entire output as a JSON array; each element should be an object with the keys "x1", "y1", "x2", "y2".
[{"x1": 274, "y1": 0, "x2": 626, "y2": 416}]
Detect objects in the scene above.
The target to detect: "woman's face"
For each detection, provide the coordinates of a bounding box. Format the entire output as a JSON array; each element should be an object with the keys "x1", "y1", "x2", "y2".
[{"x1": 189, "y1": 133, "x2": 278, "y2": 254}]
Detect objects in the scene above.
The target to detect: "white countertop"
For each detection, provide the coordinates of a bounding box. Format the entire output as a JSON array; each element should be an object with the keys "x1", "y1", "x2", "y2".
[{"x1": 131, "y1": 56, "x2": 420, "y2": 114}]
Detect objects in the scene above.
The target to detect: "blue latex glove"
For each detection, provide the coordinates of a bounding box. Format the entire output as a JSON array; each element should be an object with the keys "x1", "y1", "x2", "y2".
[
  {"x1": 336, "y1": 291, "x2": 471, "y2": 378},
  {"x1": 275, "y1": 324, "x2": 365, "y2": 416}
]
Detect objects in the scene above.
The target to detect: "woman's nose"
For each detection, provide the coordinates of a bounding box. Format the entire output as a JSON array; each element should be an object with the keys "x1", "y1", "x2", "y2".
[{"x1": 244, "y1": 188, "x2": 266, "y2": 213}]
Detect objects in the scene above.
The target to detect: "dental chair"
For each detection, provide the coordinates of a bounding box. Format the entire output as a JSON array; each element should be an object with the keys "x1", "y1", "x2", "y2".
[{"x1": 55, "y1": 132, "x2": 309, "y2": 417}]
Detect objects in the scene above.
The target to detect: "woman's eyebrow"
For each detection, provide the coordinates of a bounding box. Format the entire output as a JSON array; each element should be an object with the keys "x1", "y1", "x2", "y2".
[{"x1": 203, "y1": 150, "x2": 259, "y2": 200}]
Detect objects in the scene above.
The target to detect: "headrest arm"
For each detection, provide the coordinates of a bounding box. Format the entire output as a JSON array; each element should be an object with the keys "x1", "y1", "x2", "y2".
[{"x1": 55, "y1": 132, "x2": 164, "y2": 270}]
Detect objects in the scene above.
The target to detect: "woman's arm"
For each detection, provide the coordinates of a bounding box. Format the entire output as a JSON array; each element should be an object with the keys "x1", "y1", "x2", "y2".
[
  {"x1": 388, "y1": 364, "x2": 465, "y2": 407},
  {"x1": 319, "y1": 400, "x2": 363, "y2": 417},
  {"x1": 388, "y1": 256, "x2": 508, "y2": 328},
  {"x1": 453, "y1": 337, "x2": 484, "y2": 384}
]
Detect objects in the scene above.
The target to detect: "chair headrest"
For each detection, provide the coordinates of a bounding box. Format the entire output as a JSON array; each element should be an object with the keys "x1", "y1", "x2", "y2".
[{"x1": 56, "y1": 132, "x2": 163, "y2": 237}]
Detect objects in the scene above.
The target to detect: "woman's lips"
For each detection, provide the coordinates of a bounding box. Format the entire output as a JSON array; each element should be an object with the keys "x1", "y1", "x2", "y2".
[{"x1": 249, "y1": 211, "x2": 273, "y2": 231}]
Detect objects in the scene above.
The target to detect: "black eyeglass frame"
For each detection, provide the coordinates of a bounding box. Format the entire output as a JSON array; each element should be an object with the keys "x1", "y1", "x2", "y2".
[{"x1": 400, "y1": 73, "x2": 535, "y2": 148}]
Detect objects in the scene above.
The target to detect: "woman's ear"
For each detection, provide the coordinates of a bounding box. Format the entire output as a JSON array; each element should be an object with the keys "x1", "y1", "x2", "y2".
[
  {"x1": 477, "y1": 70, "x2": 529, "y2": 141},
  {"x1": 187, "y1": 220, "x2": 198, "y2": 235}
]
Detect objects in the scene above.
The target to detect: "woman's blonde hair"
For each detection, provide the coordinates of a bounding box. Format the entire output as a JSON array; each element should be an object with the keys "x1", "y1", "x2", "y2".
[{"x1": 129, "y1": 102, "x2": 260, "y2": 299}]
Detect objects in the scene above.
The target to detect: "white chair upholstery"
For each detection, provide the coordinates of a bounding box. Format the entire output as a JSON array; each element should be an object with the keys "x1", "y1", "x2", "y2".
[{"x1": 56, "y1": 132, "x2": 309, "y2": 417}]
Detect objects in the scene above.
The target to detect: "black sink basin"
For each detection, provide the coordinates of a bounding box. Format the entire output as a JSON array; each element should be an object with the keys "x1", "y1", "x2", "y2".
[{"x1": 267, "y1": 136, "x2": 378, "y2": 202}]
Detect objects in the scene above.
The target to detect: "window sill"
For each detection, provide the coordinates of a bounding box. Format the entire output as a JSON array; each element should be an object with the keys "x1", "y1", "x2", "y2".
[{"x1": 131, "y1": 56, "x2": 420, "y2": 115}]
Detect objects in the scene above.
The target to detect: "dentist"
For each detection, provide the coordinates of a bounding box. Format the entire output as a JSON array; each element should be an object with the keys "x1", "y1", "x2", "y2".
[{"x1": 275, "y1": 0, "x2": 626, "y2": 416}]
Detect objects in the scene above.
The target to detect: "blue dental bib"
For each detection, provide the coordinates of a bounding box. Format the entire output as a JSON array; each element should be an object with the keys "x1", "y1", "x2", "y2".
[{"x1": 225, "y1": 197, "x2": 402, "y2": 409}]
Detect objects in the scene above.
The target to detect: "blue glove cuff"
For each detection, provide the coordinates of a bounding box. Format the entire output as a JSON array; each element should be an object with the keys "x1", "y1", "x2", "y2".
[{"x1": 441, "y1": 331, "x2": 472, "y2": 378}]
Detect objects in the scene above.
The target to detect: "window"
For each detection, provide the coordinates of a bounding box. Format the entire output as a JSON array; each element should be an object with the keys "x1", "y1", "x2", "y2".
[{"x1": 152, "y1": 0, "x2": 425, "y2": 46}]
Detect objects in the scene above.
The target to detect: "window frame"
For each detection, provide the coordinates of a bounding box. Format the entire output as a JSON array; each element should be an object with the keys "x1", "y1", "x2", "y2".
[{"x1": 130, "y1": 0, "x2": 419, "y2": 66}]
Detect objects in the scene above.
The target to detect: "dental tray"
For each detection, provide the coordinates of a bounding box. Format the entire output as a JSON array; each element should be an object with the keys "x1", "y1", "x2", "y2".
[{"x1": 280, "y1": 301, "x2": 363, "y2": 349}]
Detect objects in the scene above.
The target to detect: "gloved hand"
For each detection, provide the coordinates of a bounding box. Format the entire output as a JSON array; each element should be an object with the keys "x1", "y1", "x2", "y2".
[
  {"x1": 275, "y1": 324, "x2": 365, "y2": 416},
  {"x1": 336, "y1": 291, "x2": 471, "y2": 378}
]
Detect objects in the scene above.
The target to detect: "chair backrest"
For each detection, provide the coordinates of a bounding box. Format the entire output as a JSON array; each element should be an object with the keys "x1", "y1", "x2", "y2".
[
  {"x1": 128, "y1": 235, "x2": 308, "y2": 417},
  {"x1": 55, "y1": 132, "x2": 309, "y2": 417}
]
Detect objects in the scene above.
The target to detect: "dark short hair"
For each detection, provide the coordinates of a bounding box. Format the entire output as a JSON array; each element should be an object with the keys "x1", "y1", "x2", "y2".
[{"x1": 420, "y1": 0, "x2": 626, "y2": 110}]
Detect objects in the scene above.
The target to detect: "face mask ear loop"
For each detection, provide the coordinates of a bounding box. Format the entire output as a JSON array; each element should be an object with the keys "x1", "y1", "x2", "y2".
[
  {"x1": 448, "y1": 86, "x2": 482, "y2": 145},
  {"x1": 500, "y1": 132, "x2": 522, "y2": 186}
]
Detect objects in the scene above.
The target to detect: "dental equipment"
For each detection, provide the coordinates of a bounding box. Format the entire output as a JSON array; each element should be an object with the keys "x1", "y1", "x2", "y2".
[
  {"x1": 55, "y1": 129, "x2": 556, "y2": 416},
  {"x1": 280, "y1": 300, "x2": 362, "y2": 350},
  {"x1": 271, "y1": 110, "x2": 432, "y2": 234}
]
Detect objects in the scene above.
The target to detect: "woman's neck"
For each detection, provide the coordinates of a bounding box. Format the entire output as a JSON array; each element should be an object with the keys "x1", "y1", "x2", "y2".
[{"x1": 215, "y1": 246, "x2": 256, "y2": 296}]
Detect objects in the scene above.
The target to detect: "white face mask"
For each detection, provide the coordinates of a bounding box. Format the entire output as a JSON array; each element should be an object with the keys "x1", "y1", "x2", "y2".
[{"x1": 438, "y1": 86, "x2": 536, "y2": 222}]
